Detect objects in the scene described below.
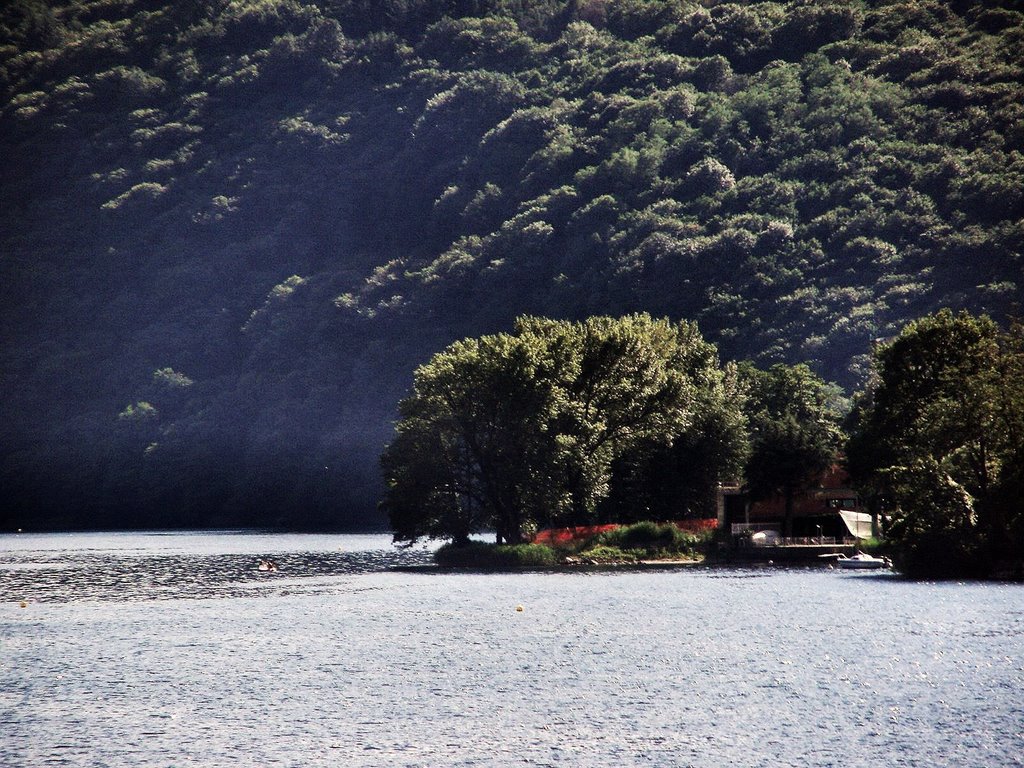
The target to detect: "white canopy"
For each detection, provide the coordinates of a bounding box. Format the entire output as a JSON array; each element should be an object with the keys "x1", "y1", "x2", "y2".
[{"x1": 838, "y1": 509, "x2": 873, "y2": 539}]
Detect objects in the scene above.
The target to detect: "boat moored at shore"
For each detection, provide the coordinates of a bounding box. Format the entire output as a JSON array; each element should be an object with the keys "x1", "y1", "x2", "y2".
[{"x1": 821, "y1": 551, "x2": 892, "y2": 570}]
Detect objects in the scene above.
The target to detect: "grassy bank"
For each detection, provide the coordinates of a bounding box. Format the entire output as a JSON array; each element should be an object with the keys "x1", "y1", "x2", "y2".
[
  {"x1": 434, "y1": 541, "x2": 562, "y2": 568},
  {"x1": 434, "y1": 522, "x2": 711, "y2": 568}
]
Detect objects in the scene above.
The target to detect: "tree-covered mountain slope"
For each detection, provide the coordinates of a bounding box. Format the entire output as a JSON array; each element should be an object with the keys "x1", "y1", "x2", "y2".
[{"x1": 1, "y1": 0, "x2": 1021, "y2": 529}]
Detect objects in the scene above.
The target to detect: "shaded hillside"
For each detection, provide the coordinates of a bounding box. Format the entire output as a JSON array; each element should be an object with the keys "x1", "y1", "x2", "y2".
[{"x1": 1, "y1": 0, "x2": 1021, "y2": 529}]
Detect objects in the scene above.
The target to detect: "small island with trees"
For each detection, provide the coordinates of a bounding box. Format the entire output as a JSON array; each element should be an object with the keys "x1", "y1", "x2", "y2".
[{"x1": 383, "y1": 310, "x2": 1024, "y2": 580}]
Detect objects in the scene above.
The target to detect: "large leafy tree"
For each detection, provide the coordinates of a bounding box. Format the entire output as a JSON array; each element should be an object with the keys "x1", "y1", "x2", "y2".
[
  {"x1": 741, "y1": 362, "x2": 847, "y2": 538},
  {"x1": 529, "y1": 314, "x2": 704, "y2": 527},
  {"x1": 602, "y1": 360, "x2": 748, "y2": 523},
  {"x1": 383, "y1": 329, "x2": 561, "y2": 545},
  {"x1": 382, "y1": 313, "x2": 731, "y2": 544},
  {"x1": 846, "y1": 310, "x2": 1024, "y2": 576}
]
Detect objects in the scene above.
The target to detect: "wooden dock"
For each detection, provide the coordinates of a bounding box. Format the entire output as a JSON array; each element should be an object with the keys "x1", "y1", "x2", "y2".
[{"x1": 714, "y1": 543, "x2": 857, "y2": 564}]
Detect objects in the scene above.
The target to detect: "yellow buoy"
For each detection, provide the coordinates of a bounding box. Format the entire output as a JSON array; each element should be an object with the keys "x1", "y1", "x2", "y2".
[
  {"x1": 515, "y1": 605, "x2": 524, "y2": 612},
  {"x1": 19, "y1": 601, "x2": 28, "y2": 608}
]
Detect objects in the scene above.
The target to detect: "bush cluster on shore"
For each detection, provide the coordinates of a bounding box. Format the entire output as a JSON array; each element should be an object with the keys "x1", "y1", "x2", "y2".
[
  {"x1": 434, "y1": 521, "x2": 711, "y2": 568},
  {"x1": 588, "y1": 521, "x2": 708, "y2": 562},
  {"x1": 434, "y1": 541, "x2": 561, "y2": 568}
]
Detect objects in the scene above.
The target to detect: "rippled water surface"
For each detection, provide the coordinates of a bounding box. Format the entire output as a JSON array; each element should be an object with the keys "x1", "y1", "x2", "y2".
[{"x1": 2, "y1": 532, "x2": 1022, "y2": 767}]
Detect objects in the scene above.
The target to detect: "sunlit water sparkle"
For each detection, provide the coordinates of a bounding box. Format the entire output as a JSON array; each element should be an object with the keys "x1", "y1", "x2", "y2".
[{"x1": 2, "y1": 531, "x2": 1022, "y2": 767}]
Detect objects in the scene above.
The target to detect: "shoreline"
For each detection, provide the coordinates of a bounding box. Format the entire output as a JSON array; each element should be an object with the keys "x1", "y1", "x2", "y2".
[{"x1": 393, "y1": 558, "x2": 712, "y2": 574}]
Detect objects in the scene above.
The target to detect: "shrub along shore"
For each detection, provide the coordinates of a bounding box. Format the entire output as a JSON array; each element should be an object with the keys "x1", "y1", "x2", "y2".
[{"x1": 434, "y1": 521, "x2": 711, "y2": 568}]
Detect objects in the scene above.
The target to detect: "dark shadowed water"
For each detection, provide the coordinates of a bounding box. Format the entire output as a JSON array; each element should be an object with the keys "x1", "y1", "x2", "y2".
[{"x1": 2, "y1": 532, "x2": 1022, "y2": 767}]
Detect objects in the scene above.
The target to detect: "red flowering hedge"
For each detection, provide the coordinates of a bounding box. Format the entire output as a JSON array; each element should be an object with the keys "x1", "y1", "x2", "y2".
[{"x1": 533, "y1": 519, "x2": 717, "y2": 546}]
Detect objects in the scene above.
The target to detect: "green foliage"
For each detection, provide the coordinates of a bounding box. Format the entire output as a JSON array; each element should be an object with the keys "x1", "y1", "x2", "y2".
[
  {"x1": 383, "y1": 314, "x2": 731, "y2": 544},
  {"x1": 575, "y1": 544, "x2": 641, "y2": 563},
  {"x1": 383, "y1": 326, "x2": 562, "y2": 544},
  {"x1": 153, "y1": 368, "x2": 194, "y2": 388},
  {"x1": 1, "y1": 0, "x2": 1022, "y2": 530},
  {"x1": 568, "y1": 521, "x2": 711, "y2": 561},
  {"x1": 118, "y1": 401, "x2": 159, "y2": 422},
  {"x1": 434, "y1": 540, "x2": 559, "y2": 568},
  {"x1": 741, "y1": 362, "x2": 847, "y2": 536},
  {"x1": 593, "y1": 520, "x2": 701, "y2": 553},
  {"x1": 431, "y1": 520, "x2": 710, "y2": 567},
  {"x1": 601, "y1": 358, "x2": 747, "y2": 522},
  {"x1": 847, "y1": 310, "x2": 1024, "y2": 577}
]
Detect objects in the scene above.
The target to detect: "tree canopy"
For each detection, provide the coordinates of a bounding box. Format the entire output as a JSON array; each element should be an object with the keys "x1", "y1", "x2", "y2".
[
  {"x1": 846, "y1": 310, "x2": 1024, "y2": 576},
  {"x1": 1, "y1": 0, "x2": 1021, "y2": 529},
  {"x1": 740, "y1": 362, "x2": 847, "y2": 537},
  {"x1": 383, "y1": 314, "x2": 741, "y2": 544}
]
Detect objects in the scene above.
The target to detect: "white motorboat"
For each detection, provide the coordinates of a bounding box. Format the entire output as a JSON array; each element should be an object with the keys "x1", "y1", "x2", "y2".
[{"x1": 834, "y1": 551, "x2": 891, "y2": 570}]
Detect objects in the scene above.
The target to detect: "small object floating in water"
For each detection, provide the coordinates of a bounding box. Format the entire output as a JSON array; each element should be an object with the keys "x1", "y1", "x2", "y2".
[
  {"x1": 19, "y1": 600, "x2": 28, "y2": 608},
  {"x1": 515, "y1": 605, "x2": 524, "y2": 612},
  {"x1": 257, "y1": 559, "x2": 278, "y2": 572}
]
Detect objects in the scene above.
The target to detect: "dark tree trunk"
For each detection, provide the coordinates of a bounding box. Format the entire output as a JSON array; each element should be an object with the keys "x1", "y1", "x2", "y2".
[{"x1": 784, "y1": 485, "x2": 794, "y2": 539}]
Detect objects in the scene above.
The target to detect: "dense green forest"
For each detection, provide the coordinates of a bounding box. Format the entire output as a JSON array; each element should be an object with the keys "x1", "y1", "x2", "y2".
[
  {"x1": 380, "y1": 309, "x2": 1023, "y2": 577},
  {"x1": 383, "y1": 313, "x2": 847, "y2": 547},
  {"x1": 2, "y1": 0, "x2": 1021, "y2": 530},
  {"x1": 384, "y1": 314, "x2": 751, "y2": 545},
  {"x1": 847, "y1": 311, "x2": 1024, "y2": 577}
]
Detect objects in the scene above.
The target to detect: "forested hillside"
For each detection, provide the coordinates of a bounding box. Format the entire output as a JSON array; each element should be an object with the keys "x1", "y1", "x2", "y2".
[{"x1": 2, "y1": 0, "x2": 1021, "y2": 529}]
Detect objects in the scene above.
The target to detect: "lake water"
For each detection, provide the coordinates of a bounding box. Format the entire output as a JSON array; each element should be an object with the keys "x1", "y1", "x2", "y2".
[{"x1": 2, "y1": 531, "x2": 1022, "y2": 767}]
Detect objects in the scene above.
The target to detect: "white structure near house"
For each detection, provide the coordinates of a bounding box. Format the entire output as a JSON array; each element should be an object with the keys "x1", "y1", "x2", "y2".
[{"x1": 838, "y1": 508, "x2": 873, "y2": 540}]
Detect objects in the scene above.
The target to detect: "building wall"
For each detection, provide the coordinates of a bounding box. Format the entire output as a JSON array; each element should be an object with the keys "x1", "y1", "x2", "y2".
[{"x1": 719, "y1": 465, "x2": 862, "y2": 538}]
